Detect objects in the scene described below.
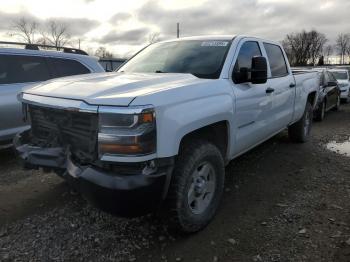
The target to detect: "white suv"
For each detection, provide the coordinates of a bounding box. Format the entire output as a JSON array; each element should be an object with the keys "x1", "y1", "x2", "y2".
[
  {"x1": 329, "y1": 68, "x2": 350, "y2": 103},
  {"x1": 0, "y1": 42, "x2": 104, "y2": 145}
]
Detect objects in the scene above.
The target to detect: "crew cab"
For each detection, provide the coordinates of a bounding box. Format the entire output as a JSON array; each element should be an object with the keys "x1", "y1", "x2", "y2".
[{"x1": 14, "y1": 35, "x2": 319, "y2": 233}]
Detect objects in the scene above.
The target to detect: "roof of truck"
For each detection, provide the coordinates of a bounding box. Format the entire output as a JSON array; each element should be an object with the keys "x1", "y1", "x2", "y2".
[{"x1": 161, "y1": 35, "x2": 281, "y2": 46}]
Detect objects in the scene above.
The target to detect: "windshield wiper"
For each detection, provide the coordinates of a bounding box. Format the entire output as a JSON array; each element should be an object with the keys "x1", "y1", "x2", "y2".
[{"x1": 155, "y1": 70, "x2": 168, "y2": 73}]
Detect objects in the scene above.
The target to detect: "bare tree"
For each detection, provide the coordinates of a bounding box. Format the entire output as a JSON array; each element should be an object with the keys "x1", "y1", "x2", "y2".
[
  {"x1": 41, "y1": 20, "x2": 70, "y2": 49},
  {"x1": 308, "y1": 30, "x2": 327, "y2": 66},
  {"x1": 148, "y1": 32, "x2": 160, "y2": 44},
  {"x1": 95, "y1": 47, "x2": 113, "y2": 58},
  {"x1": 282, "y1": 30, "x2": 328, "y2": 66},
  {"x1": 9, "y1": 17, "x2": 38, "y2": 44},
  {"x1": 336, "y1": 33, "x2": 350, "y2": 64},
  {"x1": 324, "y1": 45, "x2": 333, "y2": 64}
]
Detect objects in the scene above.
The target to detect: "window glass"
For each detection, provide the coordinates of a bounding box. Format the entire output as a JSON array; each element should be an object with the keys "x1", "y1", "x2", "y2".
[
  {"x1": 49, "y1": 58, "x2": 90, "y2": 77},
  {"x1": 233, "y1": 41, "x2": 262, "y2": 83},
  {"x1": 331, "y1": 71, "x2": 348, "y2": 80},
  {"x1": 119, "y1": 40, "x2": 231, "y2": 79},
  {"x1": 323, "y1": 72, "x2": 330, "y2": 84},
  {"x1": 319, "y1": 73, "x2": 325, "y2": 86},
  {"x1": 263, "y1": 43, "x2": 288, "y2": 77},
  {"x1": 327, "y1": 72, "x2": 336, "y2": 82},
  {"x1": 0, "y1": 54, "x2": 50, "y2": 84}
]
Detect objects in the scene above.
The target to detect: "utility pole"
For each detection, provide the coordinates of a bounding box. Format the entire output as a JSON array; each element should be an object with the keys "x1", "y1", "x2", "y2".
[
  {"x1": 78, "y1": 39, "x2": 81, "y2": 49},
  {"x1": 177, "y1": 22, "x2": 180, "y2": 38}
]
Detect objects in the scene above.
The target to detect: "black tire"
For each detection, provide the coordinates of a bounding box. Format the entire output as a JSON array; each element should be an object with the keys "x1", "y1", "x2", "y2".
[
  {"x1": 333, "y1": 95, "x2": 340, "y2": 111},
  {"x1": 164, "y1": 139, "x2": 225, "y2": 233},
  {"x1": 288, "y1": 102, "x2": 313, "y2": 143},
  {"x1": 314, "y1": 100, "x2": 325, "y2": 121}
]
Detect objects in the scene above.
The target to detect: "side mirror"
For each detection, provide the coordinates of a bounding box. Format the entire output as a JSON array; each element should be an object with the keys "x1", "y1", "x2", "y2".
[
  {"x1": 327, "y1": 81, "x2": 337, "y2": 87},
  {"x1": 233, "y1": 67, "x2": 249, "y2": 83},
  {"x1": 251, "y1": 56, "x2": 268, "y2": 84}
]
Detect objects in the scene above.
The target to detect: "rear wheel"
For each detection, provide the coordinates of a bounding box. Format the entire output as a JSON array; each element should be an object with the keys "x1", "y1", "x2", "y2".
[
  {"x1": 288, "y1": 102, "x2": 313, "y2": 143},
  {"x1": 314, "y1": 100, "x2": 325, "y2": 121},
  {"x1": 164, "y1": 140, "x2": 225, "y2": 233}
]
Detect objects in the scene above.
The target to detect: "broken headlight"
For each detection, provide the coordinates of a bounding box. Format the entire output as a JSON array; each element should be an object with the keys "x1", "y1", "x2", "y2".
[{"x1": 98, "y1": 106, "x2": 156, "y2": 157}]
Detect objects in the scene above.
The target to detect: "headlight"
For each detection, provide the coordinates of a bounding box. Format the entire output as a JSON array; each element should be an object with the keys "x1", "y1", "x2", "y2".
[{"x1": 98, "y1": 106, "x2": 156, "y2": 157}]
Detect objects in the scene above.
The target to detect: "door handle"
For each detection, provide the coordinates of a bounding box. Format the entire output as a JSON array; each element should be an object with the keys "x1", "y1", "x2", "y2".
[
  {"x1": 266, "y1": 87, "x2": 275, "y2": 94},
  {"x1": 289, "y1": 83, "x2": 296, "y2": 88}
]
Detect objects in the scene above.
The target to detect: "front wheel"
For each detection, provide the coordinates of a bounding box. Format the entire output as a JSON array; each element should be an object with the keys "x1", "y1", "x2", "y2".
[
  {"x1": 333, "y1": 95, "x2": 340, "y2": 111},
  {"x1": 314, "y1": 100, "x2": 325, "y2": 121},
  {"x1": 164, "y1": 140, "x2": 225, "y2": 233},
  {"x1": 288, "y1": 102, "x2": 313, "y2": 143}
]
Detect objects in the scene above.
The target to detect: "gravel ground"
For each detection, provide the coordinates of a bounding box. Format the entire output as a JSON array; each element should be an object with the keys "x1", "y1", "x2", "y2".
[{"x1": 0, "y1": 104, "x2": 349, "y2": 262}]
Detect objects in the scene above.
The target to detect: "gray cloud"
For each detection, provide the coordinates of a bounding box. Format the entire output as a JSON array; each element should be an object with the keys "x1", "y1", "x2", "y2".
[
  {"x1": 0, "y1": 11, "x2": 40, "y2": 31},
  {"x1": 1, "y1": 0, "x2": 350, "y2": 56},
  {"x1": 0, "y1": 11, "x2": 99, "y2": 37},
  {"x1": 47, "y1": 17, "x2": 99, "y2": 36},
  {"x1": 137, "y1": 0, "x2": 350, "y2": 43},
  {"x1": 109, "y1": 12, "x2": 132, "y2": 25},
  {"x1": 100, "y1": 28, "x2": 150, "y2": 44}
]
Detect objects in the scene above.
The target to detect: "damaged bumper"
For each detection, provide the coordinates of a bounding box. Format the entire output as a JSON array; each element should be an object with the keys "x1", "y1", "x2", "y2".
[{"x1": 14, "y1": 130, "x2": 174, "y2": 216}]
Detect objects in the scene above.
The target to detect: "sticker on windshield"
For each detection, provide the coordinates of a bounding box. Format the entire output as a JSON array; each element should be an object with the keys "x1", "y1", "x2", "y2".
[{"x1": 201, "y1": 41, "x2": 229, "y2": 47}]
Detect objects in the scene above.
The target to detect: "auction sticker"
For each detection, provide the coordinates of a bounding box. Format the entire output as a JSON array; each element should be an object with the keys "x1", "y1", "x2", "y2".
[{"x1": 201, "y1": 41, "x2": 229, "y2": 47}]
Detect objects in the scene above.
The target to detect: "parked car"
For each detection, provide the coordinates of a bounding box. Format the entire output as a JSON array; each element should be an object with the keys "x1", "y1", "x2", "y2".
[
  {"x1": 14, "y1": 35, "x2": 319, "y2": 233},
  {"x1": 311, "y1": 68, "x2": 341, "y2": 121},
  {"x1": 99, "y1": 58, "x2": 126, "y2": 72},
  {"x1": 329, "y1": 68, "x2": 350, "y2": 103},
  {"x1": 0, "y1": 41, "x2": 105, "y2": 145}
]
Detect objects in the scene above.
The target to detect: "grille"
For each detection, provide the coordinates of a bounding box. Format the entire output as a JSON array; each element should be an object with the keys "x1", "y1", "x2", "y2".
[{"x1": 28, "y1": 104, "x2": 98, "y2": 163}]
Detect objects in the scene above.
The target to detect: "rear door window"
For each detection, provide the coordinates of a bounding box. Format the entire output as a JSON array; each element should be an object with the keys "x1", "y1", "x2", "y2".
[
  {"x1": 324, "y1": 72, "x2": 330, "y2": 85},
  {"x1": 0, "y1": 54, "x2": 51, "y2": 84},
  {"x1": 263, "y1": 43, "x2": 288, "y2": 77},
  {"x1": 49, "y1": 58, "x2": 90, "y2": 78}
]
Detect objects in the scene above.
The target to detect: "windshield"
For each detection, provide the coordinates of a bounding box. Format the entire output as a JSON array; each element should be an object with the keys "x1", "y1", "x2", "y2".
[
  {"x1": 332, "y1": 71, "x2": 349, "y2": 80},
  {"x1": 118, "y1": 40, "x2": 232, "y2": 79}
]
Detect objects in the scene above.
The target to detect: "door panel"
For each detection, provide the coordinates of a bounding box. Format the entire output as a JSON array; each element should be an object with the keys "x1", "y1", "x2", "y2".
[
  {"x1": 0, "y1": 54, "x2": 50, "y2": 141},
  {"x1": 263, "y1": 43, "x2": 295, "y2": 132},
  {"x1": 230, "y1": 40, "x2": 273, "y2": 154},
  {"x1": 233, "y1": 83, "x2": 273, "y2": 153},
  {"x1": 0, "y1": 83, "x2": 32, "y2": 141},
  {"x1": 326, "y1": 72, "x2": 338, "y2": 108},
  {"x1": 266, "y1": 76, "x2": 295, "y2": 131}
]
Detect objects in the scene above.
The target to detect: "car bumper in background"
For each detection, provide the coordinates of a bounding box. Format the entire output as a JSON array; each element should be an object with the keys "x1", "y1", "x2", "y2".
[
  {"x1": 14, "y1": 129, "x2": 174, "y2": 217},
  {"x1": 340, "y1": 89, "x2": 350, "y2": 100}
]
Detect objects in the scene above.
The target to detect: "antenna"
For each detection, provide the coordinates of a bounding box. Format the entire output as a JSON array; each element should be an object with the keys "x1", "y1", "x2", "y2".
[{"x1": 177, "y1": 22, "x2": 180, "y2": 38}]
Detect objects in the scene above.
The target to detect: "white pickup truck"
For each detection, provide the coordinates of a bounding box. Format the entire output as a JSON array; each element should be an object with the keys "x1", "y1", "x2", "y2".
[{"x1": 15, "y1": 35, "x2": 319, "y2": 233}]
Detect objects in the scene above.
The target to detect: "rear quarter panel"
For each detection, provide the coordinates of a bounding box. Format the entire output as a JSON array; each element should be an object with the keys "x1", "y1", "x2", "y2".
[{"x1": 292, "y1": 72, "x2": 319, "y2": 123}]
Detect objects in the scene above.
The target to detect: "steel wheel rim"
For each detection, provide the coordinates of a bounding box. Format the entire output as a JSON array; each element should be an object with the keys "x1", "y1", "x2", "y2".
[{"x1": 187, "y1": 161, "x2": 216, "y2": 215}]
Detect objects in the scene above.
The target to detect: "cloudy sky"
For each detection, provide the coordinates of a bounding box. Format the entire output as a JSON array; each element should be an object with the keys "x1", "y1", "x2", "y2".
[{"x1": 0, "y1": 0, "x2": 349, "y2": 57}]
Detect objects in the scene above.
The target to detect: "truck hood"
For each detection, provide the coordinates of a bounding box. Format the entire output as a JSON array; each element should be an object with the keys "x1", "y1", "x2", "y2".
[{"x1": 24, "y1": 72, "x2": 205, "y2": 106}]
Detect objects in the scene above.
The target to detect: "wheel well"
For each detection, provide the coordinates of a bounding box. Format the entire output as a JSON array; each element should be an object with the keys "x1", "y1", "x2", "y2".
[
  {"x1": 307, "y1": 91, "x2": 317, "y2": 107},
  {"x1": 179, "y1": 121, "x2": 229, "y2": 160}
]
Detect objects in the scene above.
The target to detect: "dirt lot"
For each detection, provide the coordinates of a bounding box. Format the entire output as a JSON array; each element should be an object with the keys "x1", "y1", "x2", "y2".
[{"x1": 0, "y1": 104, "x2": 349, "y2": 262}]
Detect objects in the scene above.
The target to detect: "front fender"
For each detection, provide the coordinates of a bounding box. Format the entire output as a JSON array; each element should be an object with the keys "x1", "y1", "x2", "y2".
[{"x1": 155, "y1": 94, "x2": 234, "y2": 157}]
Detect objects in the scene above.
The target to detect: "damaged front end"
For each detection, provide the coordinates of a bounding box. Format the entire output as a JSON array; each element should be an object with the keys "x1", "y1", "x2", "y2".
[
  {"x1": 15, "y1": 93, "x2": 173, "y2": 217},
  {"x1": 15, "y1": 102, "x2": 98, "y2": 171}
]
